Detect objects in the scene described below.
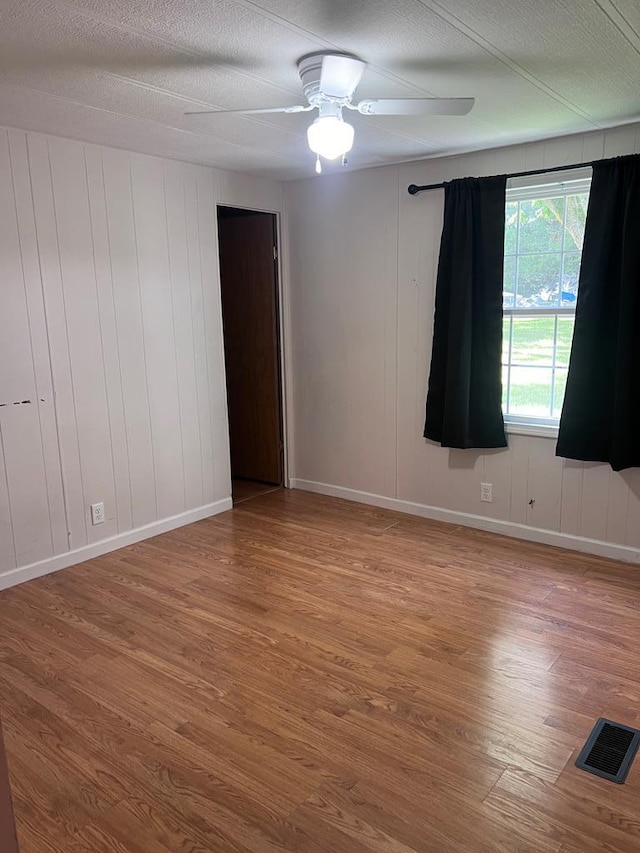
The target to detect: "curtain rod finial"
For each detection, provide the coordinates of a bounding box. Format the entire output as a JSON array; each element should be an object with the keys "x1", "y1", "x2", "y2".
[{"x1": 407, "y1": 184, "x2": 420, "y2": 195}]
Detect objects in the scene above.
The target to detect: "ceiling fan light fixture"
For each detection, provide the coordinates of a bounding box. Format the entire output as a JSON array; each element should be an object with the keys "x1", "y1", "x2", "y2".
[
  {"x1": 184, "y1": 53, "x2": 475, "y2": 175},
  {"x1": 307, "y1": 115, "x2": 354, "y2": 161}
]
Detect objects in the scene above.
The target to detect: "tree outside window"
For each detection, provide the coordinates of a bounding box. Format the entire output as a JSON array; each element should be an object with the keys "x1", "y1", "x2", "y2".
[{"x1": 502, "y1": 177, "x2": 590, "y2": 426}]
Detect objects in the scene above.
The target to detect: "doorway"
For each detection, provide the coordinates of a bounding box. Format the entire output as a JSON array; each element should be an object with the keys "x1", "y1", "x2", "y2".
[{"x1": 217, "y1": 206, "x2": 284, "y2": 505}]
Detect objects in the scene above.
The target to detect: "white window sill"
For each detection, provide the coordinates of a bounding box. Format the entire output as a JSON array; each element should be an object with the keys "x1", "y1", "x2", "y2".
[{"x1": 505, "y1": 421, "x2": 559, "y2": 439}]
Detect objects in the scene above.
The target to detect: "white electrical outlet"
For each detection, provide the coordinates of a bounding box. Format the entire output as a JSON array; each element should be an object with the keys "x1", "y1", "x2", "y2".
[
  {"x1": 480, "y1": 482, "x2": 493, "y2": 503},
  {"x1": 90, "y1": 502, "x2": 105, "y2": 525}
]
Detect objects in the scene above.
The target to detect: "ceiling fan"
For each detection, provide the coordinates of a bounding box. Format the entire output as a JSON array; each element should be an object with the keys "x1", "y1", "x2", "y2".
[{"x1": 185, "y1": 52, "x2": 475, "y2": 172}]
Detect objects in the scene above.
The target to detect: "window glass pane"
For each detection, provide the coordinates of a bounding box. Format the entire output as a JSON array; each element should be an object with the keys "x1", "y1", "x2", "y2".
[
  {"x1": 502, "y1": 181, "x2": 586, "y2": 426},
  {"x1": 516, "y1": 253, "x2": 562, "y2": 307},
  {"x1": 507, "y1": 366, "x2": 553, "y2": 417},
  {"x1": 503, "y1": 255, "x2": 516, "y2": 307},
  {"x1": 505, "y1": 201, "x2": 519, "y2": 255},
  {"x1": 510, "y1": 316, "x2": 555, "y2": 365},
  {"x1": 553, "y1": 369, "x2": 568, "y2": 418},
  {"x1": 556, "y1": 316, "x2": 575, "y2": 366},
  {"x1": 502, "y1": 365, "x2": 509, "y2": 411},
  {"x1": 502, "y1": 316, "x2": 511, "y2": 364},
  {"x1": 561, "y1": 252, "x2": 581, "y2": 306},
  {"x1": 517, "y1": 198, "x2": 564, "y2": 254},
  {"x1": 564, "y1": 193, "x2": 589, "y2": 252}
]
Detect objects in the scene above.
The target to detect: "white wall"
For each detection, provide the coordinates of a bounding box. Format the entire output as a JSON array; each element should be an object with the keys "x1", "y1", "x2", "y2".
[
  {"x1": 287, "y1": 122, "x2": 640, "y2": 562},
  {"x1": 0, "y1": 126, "x2": 283, "y2": 588}
]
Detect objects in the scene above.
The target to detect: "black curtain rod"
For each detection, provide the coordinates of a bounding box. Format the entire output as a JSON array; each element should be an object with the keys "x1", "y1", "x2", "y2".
[{"x1": 407, "y1": 159, "x2": 594, "y2": 196}]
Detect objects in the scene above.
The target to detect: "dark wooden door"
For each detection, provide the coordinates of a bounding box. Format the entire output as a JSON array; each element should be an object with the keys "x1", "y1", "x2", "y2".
[
  {"x1": 218, "y1": 210, "x2": 283, "y2": 485},
  {"x1": 0, "y1": 718, "x2": 19, "y2": 853}
]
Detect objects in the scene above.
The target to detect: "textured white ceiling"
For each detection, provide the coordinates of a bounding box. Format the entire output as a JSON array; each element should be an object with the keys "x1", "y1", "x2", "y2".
[{"x1": 1, "y1": 0, "x2": 639, "y2": 179}]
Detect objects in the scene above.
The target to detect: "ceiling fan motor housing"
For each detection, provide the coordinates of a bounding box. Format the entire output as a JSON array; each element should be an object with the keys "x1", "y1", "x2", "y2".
[
  {"x1": 298, "y1": 52, "x2": 355, "y2": 106},
  {"x1": 297, "y1": 54, "x2": 325, "y2": 104}
]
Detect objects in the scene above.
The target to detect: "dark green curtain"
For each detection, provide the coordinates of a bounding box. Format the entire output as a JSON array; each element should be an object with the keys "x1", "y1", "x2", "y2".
[
  {"x1": 556, "y1": 154, "x2": 640, "y2": 471},
  {"x1": 424, "y1": 176, "x2": 507, "y2": 449}
]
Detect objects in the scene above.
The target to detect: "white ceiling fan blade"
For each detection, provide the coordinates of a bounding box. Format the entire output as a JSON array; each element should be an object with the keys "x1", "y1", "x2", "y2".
[
  {"x1": 185, "y1": 105, "x2": 312, "y2": 117},
  {"x1": 319, "y1": 54, "x2": 366, "y2": 99},
  {"x1": 355, "y1": 97, "x2": 475, "y2": 116}
]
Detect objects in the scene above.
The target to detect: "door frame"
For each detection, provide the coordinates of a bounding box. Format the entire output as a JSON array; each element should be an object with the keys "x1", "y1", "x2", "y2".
[{"x1": 215, "y1": 204, "x2": 291, "y2": 489}]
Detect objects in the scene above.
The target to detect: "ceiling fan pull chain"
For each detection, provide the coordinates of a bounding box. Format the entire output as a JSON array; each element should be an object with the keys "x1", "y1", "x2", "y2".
[{"x1": 315, "y1": 154, "x2": 322, "y2": 174}]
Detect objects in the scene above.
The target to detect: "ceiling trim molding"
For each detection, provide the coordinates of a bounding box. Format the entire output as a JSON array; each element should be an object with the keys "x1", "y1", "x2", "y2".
[
  {"x1": 413, "y1": 0, "x2": 603, "y2": 126},
  {"x1": 594, "y1": 0, "x2": 640, "y2": 54}
]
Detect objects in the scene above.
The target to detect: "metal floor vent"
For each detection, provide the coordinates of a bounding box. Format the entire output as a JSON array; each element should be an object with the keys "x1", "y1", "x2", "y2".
[{"x1": 575, "y1": 718, "x2": 640, "y2": 783}]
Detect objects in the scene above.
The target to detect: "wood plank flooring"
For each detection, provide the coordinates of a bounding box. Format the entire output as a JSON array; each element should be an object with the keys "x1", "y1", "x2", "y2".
[
  {"x1": 0, "y1": 718, "x2": 18, "y2": 853},
  {"x1": 1, "y1": 489, "x2": 640, "y2": 852},
  {"x1": 232, "y1": 478, "x2": 281, "y2": 505}
]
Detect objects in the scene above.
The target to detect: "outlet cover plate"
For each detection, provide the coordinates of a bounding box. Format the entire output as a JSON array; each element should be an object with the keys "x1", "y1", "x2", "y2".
[
  {"x1": 90, "y1": 502, "x2": 105, "y2": 525},
  {"x1": 480, "y1": 483, "x2": 493, "y2": 503}
]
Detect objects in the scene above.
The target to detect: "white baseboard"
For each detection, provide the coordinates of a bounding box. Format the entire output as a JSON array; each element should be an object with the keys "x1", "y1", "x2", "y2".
[
  {"x1": 0, "y1": 497, "x2": 233, "y2": 591},
  {"x1": 290, "y1": 479, "x2": 640, "y2": 565}
]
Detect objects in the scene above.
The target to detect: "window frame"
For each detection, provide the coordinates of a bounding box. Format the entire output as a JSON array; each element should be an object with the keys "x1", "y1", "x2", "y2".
[{"x1": 502, "y1": 169, "x2": 592, "y2": 437}]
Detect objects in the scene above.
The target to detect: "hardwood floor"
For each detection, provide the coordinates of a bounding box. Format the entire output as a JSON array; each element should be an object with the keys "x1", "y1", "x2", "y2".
[
  {"x1": 1, "y1": 489, "x2": 640, "y2": 852},
  {"x1": 0, "y1": 718, "x2": 18, "y2": 853},
  {"x1": 232, "y1": 478, "x2": 281, "y2": 505}
]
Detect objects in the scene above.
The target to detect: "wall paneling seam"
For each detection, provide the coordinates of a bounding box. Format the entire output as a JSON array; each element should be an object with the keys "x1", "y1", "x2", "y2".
[{"x1": 26, "y1": 134, "x2": 71, "y2": 550}]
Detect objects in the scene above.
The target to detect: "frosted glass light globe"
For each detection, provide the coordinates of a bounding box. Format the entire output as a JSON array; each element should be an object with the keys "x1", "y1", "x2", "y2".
[{"x1": 307, "y1": 116, "x2": 355, "y2": 160}]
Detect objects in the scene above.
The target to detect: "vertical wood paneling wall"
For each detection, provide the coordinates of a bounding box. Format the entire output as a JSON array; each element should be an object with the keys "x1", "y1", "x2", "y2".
[
  {"x1": 287, "y1": 122, "x2": 640, "y2": 560},
  {"x1": 0, "y1": 127, "x2": 283, "y2": 586}
]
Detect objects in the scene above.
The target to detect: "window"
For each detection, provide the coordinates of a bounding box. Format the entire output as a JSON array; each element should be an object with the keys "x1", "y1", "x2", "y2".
[{"x1": 502, "y1": 172, "x2": 591, "y2": 432}]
